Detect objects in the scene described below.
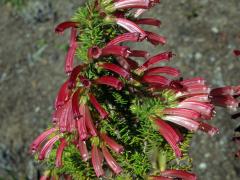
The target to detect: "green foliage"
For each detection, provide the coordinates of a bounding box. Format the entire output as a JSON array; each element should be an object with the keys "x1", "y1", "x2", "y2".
[
  {"x1": 2, "y1": 0, "x2": 26, "y2": 8},
  {"x1": 71, "y1": 0, "x2": 120, "y2": 62}
]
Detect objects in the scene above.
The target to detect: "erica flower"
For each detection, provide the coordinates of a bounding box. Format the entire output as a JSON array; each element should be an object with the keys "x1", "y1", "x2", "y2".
[
  {"x1": 106, "y1": 32, "x2": 140, "y2": 47},
  {"x1": 142, "y1": 75, "x2": 171, "y2": 86},
  {"x1": 210, "y1": 86, "x2": 239, "y2": 111},
  {"x1": 55, "y1": 21, "x2": 78, "y2": 34},
  {"x1": 55, "y1": 138, "x2": 68, "y2": 168},
  {"x1": 100, "y1": 133, "x2": 124, "y2": 154},
  {"x1": 55, "y1": 80, "x2": 70, "y2": 110},
  {"x1": 233, "y1": 49, "x2": 240, "y2": 56},
  {"x1": 77, "y1": 140, "x2": 89, "y2": 161},
  {"x1": 149, "y1": 170, "x2": 197, "y2": 180},
  {"x1": 144, "y1": 66, "x2": 180, "y2": 77},
  {"x1": 30, "y1": 128, "x2": 57, "y2": 153},
  {"x1": 95, "y1": 76, "x2": 124, "y2": 90},
  {"x1": 38, "y1": 135, "x2": 61, "y2": 160},
  {"x1": 68, "y1": 65, "x2": 85, "y2": 89},
  {"x1": 102, "y1": 145, "x2": 123, "y2": 174},
  {"x1": 91, "y1": 145, "x2": 104, "y2": 177},
  {"x1": 88, "y1": 93, "x2": 109, "y2": 119},
  {"x1": 155, "y1": 118, "x2": 182, "y2": 157},
  {"x1": 99, "y1": 63, "x2": 130, "y2": 79},
  {"x1": 115, "y1": 18, "x2": 147, "y2": 39},
  {"x1": 116, "y1": 56, "x2": 139, "y2": 71},
  {"x1": 105, "y1": 0, "x2": 150, "y2": 12},
  {"x1": 65, "y1": 28, "x2": 78, "y2": 74},
  {"x1": 145, "y1": 31, "x2": 166, "y2": 46},
  {"x1": 77, "y1": 104, "x2": 89, "y2": 141},
  {"x1": 130, "y1": 50, "x2": 149, "y2": 59},
  {"x1": 85, "y1": 105, "x2": 98, "y2": 137},
  {"x1": 134, "y1": 18, "x2": 161, "y2": 27}
]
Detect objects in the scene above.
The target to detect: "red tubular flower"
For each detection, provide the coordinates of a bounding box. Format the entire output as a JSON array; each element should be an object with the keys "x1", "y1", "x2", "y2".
[
  {"x1": 211, "y1": 95, "x2": 239, "y2": 110},
  {"x1": 199, "y1": 122, "x2": 219, "y2": 136},
  {"x1": 95, "y1": 76, "x2": 124, "y2": 90},
  {"x1": 102, "y1": 45, "x2": 130, "y2": 58},
  {"x1": 99, "y1": 63, "x2": 130, "y2": 79},
  {"x1": 129, "y1": 50, "x2": 149, "y2": 59},
  {"x1": 134, "y1": 18, "x2": 161, "y2": 26},
  {"x1": 115, "y1": 18, "x2": 147, "y2": 39},
  {"x1": 40, "y1": 175, "x2": 51, "y2": 180},
  {"x1": 144, "y1": 66, "x2": 180, "y2": 77},
  {"x1": 233, "y1": 49, "x2": 240, "y2": 56},
  {"x1": 77, "y1": 140, "x2": 89, "y2": 161},
  {"x1": 38, "y1": 135, "x2": 61, "y2": 160},
  {"x1": 100, "y1": 133, "x2": 124, "y2": 154},
  {"x1": 55, "y1": 138, "x2": 68, "y2": 168},
  {"x1": 163, "y1": 115, "x2": 200, "y2": 132},
  {"x1": 102, "y1": 145, "x2": 123, "y2": 174},
  {"x1": 134, "y1": 9, "x2": 148, "y2": 18},
  {"x1": 145, "y1": 31, "x2": 166, "y2": 46},
  {"x1": 160, "y1": 170, "x2": 197, "y2": 180},
  {"x1": 77, "y1": 104, "x2": 89, "y2": 141},
  {"x1": 72, "y1": 88, "x2": 82, "y2": 120},
  {"x1": 88, "y1": 46, "x2": 102, "y2": 60},
  {"x1": 183, "y1": 94, "x2": 210, "y2": 102},
  {"x1": 142, "y1": 75, "x2": 171, "y2": 86},
  {"x1": 85, "y1": 105, "x2": 98, "y2": 137},
  {"x1": 116, "y1": 56, "x2": 139, "y2": 70},
  {"x1": 55, "y1": 80, "x2": 70, "y2": 110},
  {"x1": 155, "y1": 118, "x2": 182, "y2": 157},
  {"x1": 163, "y1": 108, "x2": 201, "y2": 120},
  {"x1": 183, "y1": 85, "x2": 211, "y2": 96},
  {"x1": 55, "y1": 21, "x2": 78, "y2": 34},
  {"x1": 65, "y1": 28, "x2": 78, "y2": 74},
  {"x1": 88, "y1": 93, "x2": 109, "y2": 119},
  {"x1": 68, "y1": 65, "x2": 85, "y2": 89},
  {"x1": 210, "y1": 86, "x2": 234, "y2": 96},
  {"x1": 142, "y1": 52, "x2": 174, "y2": 70},
  {"x1": 91, "y1": 145, "x2": 104, "y2": 177},
  {"x1": 30, "y1": 128, "x2": 57, "y2": 153},
  {"x1": 106, "y1": 32, "x2": 140, "y2": 47},
  {"x1": 148, "y1": 176, "x2": 172, "y2": 180}
]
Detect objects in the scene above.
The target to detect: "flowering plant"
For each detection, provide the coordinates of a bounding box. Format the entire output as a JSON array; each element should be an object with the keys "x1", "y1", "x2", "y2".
[{"x1": 30, "y1": 0, "x2": 239, "y2": 179}]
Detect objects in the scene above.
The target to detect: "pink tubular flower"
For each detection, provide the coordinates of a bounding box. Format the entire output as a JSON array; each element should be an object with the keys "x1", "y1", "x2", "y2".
[
  {"x1": 163, "y1": 115, "x2": 200, "y2": 132},
  {"x1": 55, "y1": 138, "x2": 68, "y2": 168},
  {"x1": 116, "y1": 56, "x2": 139, "y2": 70},
  {"x1": 55, "y1": 80, "x2": 70, "y2": 110},
  {"x1": 134, "y1": 9, "x2": 148, "y2": 18},
  {"x1": 178, "y1": 101, "x2": 214, "y2": 120},
  {"x1": 102, "y1": 45, "x2": 130, "y2": 58},
  {"x1": 91, "y1": 145, "x2": 104, "y2": 177},
  {"x1": 85, "y1": 105, "x2": 98, "y2": 136},
  {"x1": 30, "y1": 128, "x2": 57, "y2": 153},
  {"x1": 210, "y1": 86, "x2": 234, "y2": 96},
  {"x1": 144, "y1": 66, "x2": 180, "y2": 77},
  {"x1": 99, "y1": 63, "x2": 130, "y2": 79},
  {"x1": 183, "y1": 94, "x2": 210, "y2": 102},
  {"x1": 102, "y1": 145, "x2": 123, "y2": 174},
  {"x1": 72, "y1": 88, "x2": 82, "y2": 120},
  {"x1": 115, "y1": 18, "x2": 147, "y2": 39},
  {"x1": 65, "y1": 28, "x2": 78, "y2": 74},
  {"x1": 106, "y1": 32, "x2": 140, "y2": 47},
  {"x1": 77, "y1": 104, "x2": 89, "y2": 141},
  {"x1": 130, "y1": 50, "x2": 149, "y2": 59},
  {"x1": 77, "y1": 140, "x2": 89, "y2": 161},
  {"x1": 38, "y1": 135, "x2": 61, "y2": 160},
  {"x1": 100, "y1": 133, "x2": 124, "y2": 154},
  {"x1": 55, "y1": 21, "x2": 78, "y2": 34},
  {"x1": 88, "y1": 93, "x2": 109, "y2": 119},
  {"x1": 134, "y1": 18, "x2": 161, "y2": 27},
  {"x1": 163, "y1": 108, "x2": 201, "y2": 120},
  {"x1": 145, "y1": 31, "x2": 166, "y2": 46},
  {"x1": 160, "y1": 170, "x2": 197, "y2": 180},
  {"x1": 142, "y1": 75, "x2": 171, "y2": 86},
  {"x1": 109, "y1": 0, "x2": 150, "y2": 12},
  {"x1": 95, "y1": 76, "x2": 123, "y2": 90},
  {"x1": 181, "y1": 77, "x2": 206, "y2": 86},
  {"x1": 141, "y1": 52, "x2": 174, "y2": 70},
  {"x1": 233, "y1": 49, "x2": 240, "y2": 56},
  {"x1": 155, "y1": 118, "x2": 182, "y2": 157}
]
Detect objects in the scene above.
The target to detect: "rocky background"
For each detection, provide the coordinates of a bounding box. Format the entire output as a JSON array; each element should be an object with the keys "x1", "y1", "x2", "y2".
[{"x1": 0, "y1": 0, "x2": 239, "y2": 179}]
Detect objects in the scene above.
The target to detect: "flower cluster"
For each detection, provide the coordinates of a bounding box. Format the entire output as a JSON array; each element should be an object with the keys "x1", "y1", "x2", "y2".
[{"x1": 31, "y1": 0, "x2": 239, "y2": 179}]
